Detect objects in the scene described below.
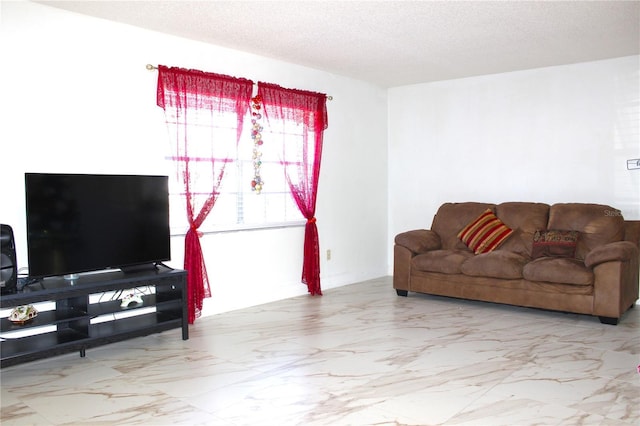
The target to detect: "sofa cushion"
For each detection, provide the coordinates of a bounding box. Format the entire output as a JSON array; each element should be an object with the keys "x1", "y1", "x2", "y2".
[
  {"x1": 495, "y1": 202, "x2": 550, "y2": 258},
  {"x1": 412, "y1": 250, "x2": 474, "y2": 274},
  {"x1": 547, "y1": 203, "x2": 625, "y2": 260},
  {"x1": 458, "y1": 209, "x2": 514, "y2": 254},
  {"x1": 531, "y1": 229, "x2": 579, "y2": 259},
  {"x1": 432, "y1": 203, "x2": 496, "y2": 250},
  {"x1": 522, "y1": 257, "x2": 594, "y2": 286},
  {"x1": 460, "y1": 251, "x2": 528, "y2": 279}
]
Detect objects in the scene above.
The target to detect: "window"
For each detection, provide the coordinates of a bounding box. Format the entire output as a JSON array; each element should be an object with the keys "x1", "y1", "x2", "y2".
[{"x1": 165, "y1": 108, "x2": 304, "y2": 234}]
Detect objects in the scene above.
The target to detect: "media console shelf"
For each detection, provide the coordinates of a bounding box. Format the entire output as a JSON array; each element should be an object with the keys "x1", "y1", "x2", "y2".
[{"x1": 0, "y1": 266, "x2": 188, "y2": 368}]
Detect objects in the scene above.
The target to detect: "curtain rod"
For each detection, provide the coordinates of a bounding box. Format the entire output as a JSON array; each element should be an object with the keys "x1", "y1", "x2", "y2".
[{"x1": 146, "y1": 64, "x2": 333, "y2": 101}]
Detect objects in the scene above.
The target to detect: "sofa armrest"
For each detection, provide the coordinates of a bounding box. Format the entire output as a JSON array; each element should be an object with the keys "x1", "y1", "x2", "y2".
[
  {"x1": 395, "y1": 229, "x2": 441, "y2": 254},
  {"x1": 585, "y1": 241, "x2": 639, "y2": 268},
  {"x1": 625, "y1": 220, "x2": 640, "y2": 247}
]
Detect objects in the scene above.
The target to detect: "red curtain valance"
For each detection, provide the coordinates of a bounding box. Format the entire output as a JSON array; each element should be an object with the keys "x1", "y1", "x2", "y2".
[{"x1": 257, "y1": 82, "x2": 328, "y2": 131}]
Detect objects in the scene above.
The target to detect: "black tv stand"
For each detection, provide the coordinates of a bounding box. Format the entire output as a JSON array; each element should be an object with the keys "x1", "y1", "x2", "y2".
[{"x1": 1, "y1": 266, "x2": 187, "y2": 368}]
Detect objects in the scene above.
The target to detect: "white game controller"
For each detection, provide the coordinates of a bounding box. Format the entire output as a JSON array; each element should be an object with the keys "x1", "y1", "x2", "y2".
[{"x1": 120, "y1": 292, "x2": 143, "y2": 308}]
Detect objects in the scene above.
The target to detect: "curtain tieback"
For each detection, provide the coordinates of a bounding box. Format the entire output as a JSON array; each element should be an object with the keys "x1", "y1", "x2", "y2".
[
  {"x1": 307, "y1": 217, "x2": 317, "y2": 224},
  {"x1": 189, "y1": 224, "x2": 203, "y2": 237}
]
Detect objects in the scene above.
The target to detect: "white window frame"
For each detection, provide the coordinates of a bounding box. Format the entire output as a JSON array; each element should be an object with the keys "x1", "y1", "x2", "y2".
[{"x1": 165, "y1": 110, "x2": 305, "y2": 236}]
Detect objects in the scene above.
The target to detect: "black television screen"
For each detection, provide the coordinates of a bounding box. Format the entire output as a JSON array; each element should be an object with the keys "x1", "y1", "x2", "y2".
[{"x1": 25, "y1": 173, "x2": 171, "y2": 278}]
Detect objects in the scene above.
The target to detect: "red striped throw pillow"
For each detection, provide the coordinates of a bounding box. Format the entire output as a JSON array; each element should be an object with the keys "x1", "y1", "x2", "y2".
[{"x1": 457, "y1": 209, "x2": 514, "y2": 254}]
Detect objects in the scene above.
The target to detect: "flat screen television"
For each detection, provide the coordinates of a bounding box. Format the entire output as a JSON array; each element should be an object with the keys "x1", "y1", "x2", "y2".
[{"x1": 25, "y1": 173, "x2": 171, "y2": 279}]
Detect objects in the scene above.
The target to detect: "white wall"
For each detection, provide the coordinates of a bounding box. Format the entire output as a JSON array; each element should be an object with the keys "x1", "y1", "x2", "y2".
[
  {"x1": 388, "y1": 56, "x2": 640, "y2": 268},
  {"x1": 0, "y1": 2, "x2": 389, "y2": 316}
]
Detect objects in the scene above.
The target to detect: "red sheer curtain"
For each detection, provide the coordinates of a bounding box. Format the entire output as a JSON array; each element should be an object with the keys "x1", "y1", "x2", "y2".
[
  {"x1": 257, "y1": 83, "x2": 328, "y2": 295},
  {"x1": 157, "y1": 65, "x2": 253, "y2": 323}
]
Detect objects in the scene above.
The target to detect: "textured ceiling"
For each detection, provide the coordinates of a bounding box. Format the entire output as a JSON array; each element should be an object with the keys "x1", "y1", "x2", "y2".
[{"x1": 38, "y1": 1, "x2": 640, "y2": 88}]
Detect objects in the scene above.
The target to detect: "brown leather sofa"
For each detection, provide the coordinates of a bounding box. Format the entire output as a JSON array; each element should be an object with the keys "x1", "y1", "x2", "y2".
[{"x1": 393, "y1": 202, "x2": 640, "y2": 324}]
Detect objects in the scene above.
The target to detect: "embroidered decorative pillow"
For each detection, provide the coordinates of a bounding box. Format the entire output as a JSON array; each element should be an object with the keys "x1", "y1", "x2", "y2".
[
  {"x1": 531, "y1": 229, "x2": 579, "y2": 259},
  {"x1": 457, "y1": 209, "x2": 514, "y2": 254}
]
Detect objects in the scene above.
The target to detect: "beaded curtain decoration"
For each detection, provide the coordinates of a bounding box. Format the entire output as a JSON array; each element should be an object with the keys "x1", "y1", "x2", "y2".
[{"x1": 250, "y1": 95, "x2": 264, "y2": 194}]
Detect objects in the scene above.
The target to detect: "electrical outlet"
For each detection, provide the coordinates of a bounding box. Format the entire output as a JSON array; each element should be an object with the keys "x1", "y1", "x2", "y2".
[{"x1": 326, "y1": 249, "x2": 331, "y2": 261}]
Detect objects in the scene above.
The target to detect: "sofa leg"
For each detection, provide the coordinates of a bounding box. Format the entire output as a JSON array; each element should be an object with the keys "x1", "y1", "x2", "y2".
[
  {"x1": 396, "y1": 289, "x2": 408, "y2": 297},
  {"x1": 599, "y1": 316, "x2": 619, "y2": 325}
]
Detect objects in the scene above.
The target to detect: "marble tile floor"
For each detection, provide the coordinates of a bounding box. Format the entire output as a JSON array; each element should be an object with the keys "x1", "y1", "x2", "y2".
[{"x1": 1, "y1": 276, "x2": 639, "y2": 426}]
